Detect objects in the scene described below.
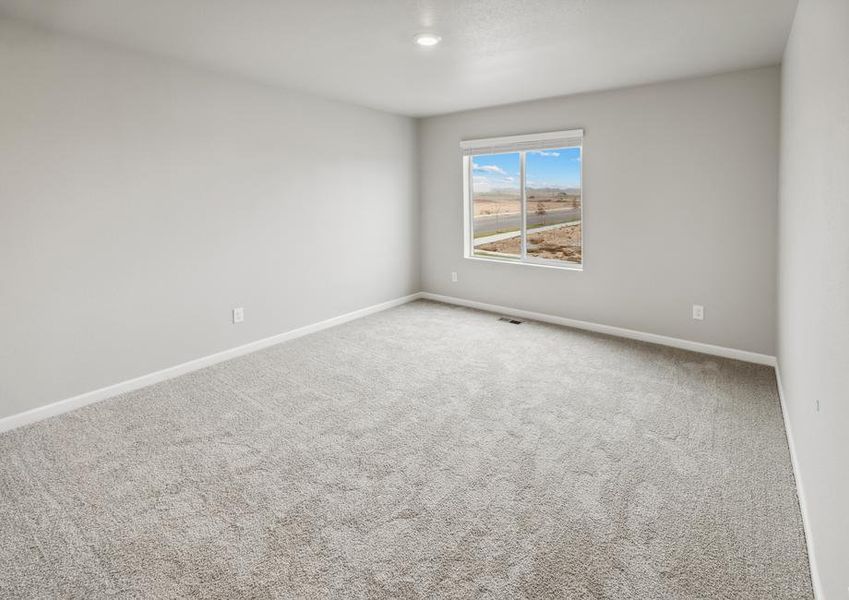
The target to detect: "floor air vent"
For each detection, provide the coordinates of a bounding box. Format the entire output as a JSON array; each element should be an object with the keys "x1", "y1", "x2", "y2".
[{"x1": 498, "y1": 316, "x2": 524, "y2": 325}]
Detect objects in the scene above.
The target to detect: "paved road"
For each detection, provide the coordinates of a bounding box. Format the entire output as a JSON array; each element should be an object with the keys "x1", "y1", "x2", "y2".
[{"x1": 474, "y1": 207, "x2": 580, "y2": 235}]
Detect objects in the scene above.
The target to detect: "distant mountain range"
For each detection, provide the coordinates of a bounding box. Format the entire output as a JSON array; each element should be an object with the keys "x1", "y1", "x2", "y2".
[
  {"x1": 482, "y1": 187, "x2": 581, "y2": 197},
  {"x1": 527, "y1": 187, "x2": 581, "y2": 195}
]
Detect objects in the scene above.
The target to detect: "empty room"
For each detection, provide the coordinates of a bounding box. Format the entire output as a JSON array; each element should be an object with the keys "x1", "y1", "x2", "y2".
[{"x1": 0, "y1": 0, "x2": 846, "y2": 598}]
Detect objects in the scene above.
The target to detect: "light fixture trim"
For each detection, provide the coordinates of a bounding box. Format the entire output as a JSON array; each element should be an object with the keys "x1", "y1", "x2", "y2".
[{"x1": 414, "y1": 32, "x2": 442, "y2": 47}]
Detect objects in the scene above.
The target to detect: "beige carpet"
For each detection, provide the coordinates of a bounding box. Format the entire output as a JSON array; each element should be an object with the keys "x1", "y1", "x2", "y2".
[{"x1": 0, "y1": 300, "x2": 812, "y2": 598}]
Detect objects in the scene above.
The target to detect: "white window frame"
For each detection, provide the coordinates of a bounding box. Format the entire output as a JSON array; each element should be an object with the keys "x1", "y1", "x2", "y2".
[{"x1": 462, "y1": 129, "x2": 584, "y2": 271}]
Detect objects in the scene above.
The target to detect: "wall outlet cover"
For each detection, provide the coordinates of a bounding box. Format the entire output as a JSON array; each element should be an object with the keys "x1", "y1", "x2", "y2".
[{"x1": 692, "y1": 304, "x2": 704, "y2": 320}]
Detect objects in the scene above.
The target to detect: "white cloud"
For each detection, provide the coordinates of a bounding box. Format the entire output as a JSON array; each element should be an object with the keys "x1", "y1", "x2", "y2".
[
  {"x1": 530, "y1": 150, "x2": 560, "y2": 157},
  {"x1": 472, "y1": 175, "x2": 492, "y2": 192},
  {"x1": 473, "y1": 162, "x2": 508, "y2": 175},
  {"x1": 472, "y1": 173, "x2": 519, "y2": 192}
]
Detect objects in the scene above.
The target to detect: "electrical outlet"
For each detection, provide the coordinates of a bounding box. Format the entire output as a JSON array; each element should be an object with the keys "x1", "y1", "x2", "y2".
[
  {"x1": 451, "y1": 271, "x2": 458, "y2": 283},
  {"x1": 692, "y1": 304, "x2": 704, "y2": 320},
  {"x1": 233, "y1": 307, "x2": 244, "y2": 324}
]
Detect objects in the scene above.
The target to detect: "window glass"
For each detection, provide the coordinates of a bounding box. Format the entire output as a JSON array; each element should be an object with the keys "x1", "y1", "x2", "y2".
[
  {"x1": 524, "y1": 147, "x2": 582, "y2": 265},
  {"x1": 471, "y1": 152, "x2": 521, "y2": 261}
]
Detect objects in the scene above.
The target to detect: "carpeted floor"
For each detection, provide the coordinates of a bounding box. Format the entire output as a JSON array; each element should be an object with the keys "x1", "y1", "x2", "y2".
[{"x1": 0, "y1": 300, "x2": 812, "y2": 599}]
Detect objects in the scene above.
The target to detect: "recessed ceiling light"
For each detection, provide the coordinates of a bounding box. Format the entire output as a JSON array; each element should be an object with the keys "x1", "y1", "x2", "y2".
[{"x1": 414, "y1": 33, "x2": 442, "y2": 47}]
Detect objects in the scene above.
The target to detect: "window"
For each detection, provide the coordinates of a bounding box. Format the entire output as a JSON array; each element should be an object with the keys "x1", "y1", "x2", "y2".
[{"x1": 462, "y1": 129, "x2": 583, "y2": 269}]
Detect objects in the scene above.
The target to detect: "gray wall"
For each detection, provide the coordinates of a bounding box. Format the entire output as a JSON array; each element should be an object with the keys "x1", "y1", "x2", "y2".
[
  {"x1": 779, "y1": 0, "x2": 849, "y2": 597},
  {"x1": 0, "y1": 19, "x2": 419, "y2": 419},
  {"x1": 419, "y1": 67, "x2": 780, "y2": 355}
]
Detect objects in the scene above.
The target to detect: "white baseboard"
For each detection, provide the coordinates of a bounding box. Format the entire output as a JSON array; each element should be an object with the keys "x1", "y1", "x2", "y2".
[
  {"x1": 2, "y1": 289, "x2": 815, "y2": 593},
  {"x1": 0, "y1": 292, "x2": 423, "y2": 434},
  {"x1": 420, "y1": 292, "x2": 776, "y2": 366},
  {"x1": 1, "y1": 290, "x2": 776, "y2": 433},
  {"x1": 774, "y1": 366, "x2": 823, "y2": 600}
]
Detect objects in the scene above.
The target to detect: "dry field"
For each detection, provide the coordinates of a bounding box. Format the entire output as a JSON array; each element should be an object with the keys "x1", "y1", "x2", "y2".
[
  {"x1": 473, "y1": 198, "x2": 520, "y2": 217},
  {"x1": 474, "y1": 194, "x2": 580, "y2": 217},
  {"x1": 477, "y1": 223, "x2": 582, "y2": 263}
]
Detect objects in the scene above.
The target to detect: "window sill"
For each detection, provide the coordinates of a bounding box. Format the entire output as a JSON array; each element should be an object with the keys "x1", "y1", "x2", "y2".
[{"x1": 463, "y1": 255, "x2": 583, "y2": 272}]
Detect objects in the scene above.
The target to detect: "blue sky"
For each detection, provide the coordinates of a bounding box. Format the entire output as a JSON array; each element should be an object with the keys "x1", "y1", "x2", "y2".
[{"x1": 472, "y1": 147, "x2": 581, "y2": 192}]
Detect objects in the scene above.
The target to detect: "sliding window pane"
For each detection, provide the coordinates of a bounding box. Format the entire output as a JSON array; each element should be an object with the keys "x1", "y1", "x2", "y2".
[
  {"x1": 525, "y1": 147, "x2": 582, "y2": 265},
  {"x1": 471, "y1": 152, "x2": 521, "y2": 260}
]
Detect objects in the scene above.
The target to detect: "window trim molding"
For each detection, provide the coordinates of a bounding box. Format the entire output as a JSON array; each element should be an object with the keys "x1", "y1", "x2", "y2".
[
  {"x1": 462, "y1": 130, "x2": 584, "y2": 272},
  {"x1": 460, "y1": 128, "x2": 583, "y2": 154}
]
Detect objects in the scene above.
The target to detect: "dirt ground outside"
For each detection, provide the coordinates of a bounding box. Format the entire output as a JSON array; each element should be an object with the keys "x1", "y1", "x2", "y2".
[
  {"x1": 476, "y1": 223, "x2": 582, "y2": 264},
  {"x1": 474, "y1": 198, "x2": 580, "y2": 217}
]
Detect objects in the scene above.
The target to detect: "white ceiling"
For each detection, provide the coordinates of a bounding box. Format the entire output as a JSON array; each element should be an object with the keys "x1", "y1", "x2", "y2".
[{"x1": 0, "y1": 0, "x2": 798, "y2": 117}]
